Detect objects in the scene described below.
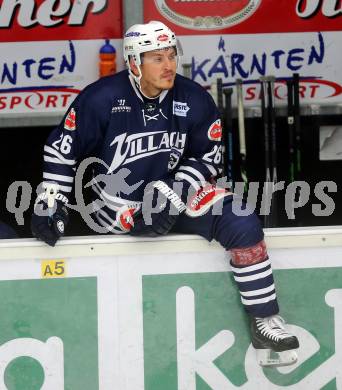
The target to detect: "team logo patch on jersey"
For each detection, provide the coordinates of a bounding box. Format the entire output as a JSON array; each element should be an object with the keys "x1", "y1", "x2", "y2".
[
  {"x1": 186, "y1": 184, "x2": 231, "y2": 217},
  {"x1": 64, "y1": 108, "x2": 76, "y2": 131},
  {"x1": 208, "y1": 119, "x2": 222, "y2": 141},
  {"x1": 168, "y1": 149, "x2": 181, "y2": 171},
  {"x1": 173, "y1": 101, "x2": 190, "y2": 117}
]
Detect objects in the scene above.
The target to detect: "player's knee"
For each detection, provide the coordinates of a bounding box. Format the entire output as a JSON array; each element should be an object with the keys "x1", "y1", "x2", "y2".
[
  {"x1": 230, "y1": 212, "x2": 263, "y2": 248},
  {"x1": 214, "y1": 208, "x2": 264, "y2": 251}
]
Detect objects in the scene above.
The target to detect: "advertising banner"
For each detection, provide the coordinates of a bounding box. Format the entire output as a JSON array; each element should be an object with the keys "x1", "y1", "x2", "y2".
[
  {"x1": 144, "y1": 0, "x2": 342, "y2": 106},
  {"x1": 144, "y1": 0, "x2": 342, "y2": 35},
  {"x1": 0, "y1": 231, "x2": 342, "y2": 388},
  {"x1": 0, "y1": 0, "x2": 124, "y2": 115}
]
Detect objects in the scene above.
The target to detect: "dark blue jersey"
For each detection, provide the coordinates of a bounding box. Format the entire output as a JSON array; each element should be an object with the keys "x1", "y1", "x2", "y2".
[
  {"x1": 43, "y1": 70, "x2": 222, "y2": 232},
  {"x1": 0, "y1": 221, "x2": 17, "y2": 239}
]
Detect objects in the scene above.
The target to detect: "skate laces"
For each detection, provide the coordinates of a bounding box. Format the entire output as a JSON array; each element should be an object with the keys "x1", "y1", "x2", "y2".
[{"x1": 256, "y1": 315, "x2": 292, "y2": 341}]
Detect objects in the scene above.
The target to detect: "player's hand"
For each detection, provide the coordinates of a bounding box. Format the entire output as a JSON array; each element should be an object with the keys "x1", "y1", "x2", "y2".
[
  {"x1": 129, "y1": 179, "x2": 186, "y2": 237},
  {"x1": 129, "y1": 207, "x2": 179, "y2": 237},
  {"x1": 31, "y1": 196, "x2": 69, "y2": 247}
]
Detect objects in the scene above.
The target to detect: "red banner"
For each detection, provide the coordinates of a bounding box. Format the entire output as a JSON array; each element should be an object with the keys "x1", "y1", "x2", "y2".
[
  {"x1": 144, "y1": 0, "x2": 342, "y2": 35},
  {"x1": 0, "y1": 0, "x2": 123, "y2": 42}
]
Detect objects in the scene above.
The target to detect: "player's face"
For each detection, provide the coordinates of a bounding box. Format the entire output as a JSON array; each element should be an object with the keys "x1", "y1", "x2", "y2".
[{"x1": 139, "y1": 47, "x2": 177, "y2": 97}]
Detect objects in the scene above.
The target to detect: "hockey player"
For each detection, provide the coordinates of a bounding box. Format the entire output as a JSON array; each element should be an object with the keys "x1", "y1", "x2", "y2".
[{"x1": 31, "y1": 21, "x2": 299, "y2": 366}]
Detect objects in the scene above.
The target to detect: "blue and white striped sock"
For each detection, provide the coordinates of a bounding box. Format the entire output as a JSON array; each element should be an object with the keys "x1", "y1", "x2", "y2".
[{"x1": 231, "y1": 258, "x2": 279, "y2": 317}]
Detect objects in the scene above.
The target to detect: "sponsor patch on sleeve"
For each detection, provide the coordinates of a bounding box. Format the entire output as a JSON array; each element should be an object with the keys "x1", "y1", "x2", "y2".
[
  {"x1": 208, "y1": 119, "x2": 222, "y2": 141},
  {"x1": 64, "y1": 108, "x2": 76, "y2": 131}
]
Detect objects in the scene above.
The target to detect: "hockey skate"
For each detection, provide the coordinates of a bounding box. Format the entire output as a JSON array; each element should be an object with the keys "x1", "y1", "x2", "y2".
[{"x1": 250, "y1": 315, "x2": 299, "y2": 367}]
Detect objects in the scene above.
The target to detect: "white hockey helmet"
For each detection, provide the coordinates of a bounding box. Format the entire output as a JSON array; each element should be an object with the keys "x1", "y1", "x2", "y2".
[{"x1": 123, "y1": 20, "x2": 182, "y2": 68}]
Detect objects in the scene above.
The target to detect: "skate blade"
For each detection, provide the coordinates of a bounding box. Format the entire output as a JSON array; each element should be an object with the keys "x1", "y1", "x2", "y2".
[{"x1": 256, "y1": 349, "x2": 298, "y2": 367}]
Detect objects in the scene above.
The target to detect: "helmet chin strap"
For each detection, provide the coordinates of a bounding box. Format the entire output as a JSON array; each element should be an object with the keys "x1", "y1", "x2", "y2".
[
  {"x1": 128, "y1": 65, "x2": 142, "y2": 89},
  {"x1": 129, "y1": 64, "x2": 163, "y2": 100}
]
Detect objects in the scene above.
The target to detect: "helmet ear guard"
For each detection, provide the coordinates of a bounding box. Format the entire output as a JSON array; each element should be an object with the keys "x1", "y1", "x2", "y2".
[{"x1": 175, "y1": 39, "x2": 183, "y2": 57}]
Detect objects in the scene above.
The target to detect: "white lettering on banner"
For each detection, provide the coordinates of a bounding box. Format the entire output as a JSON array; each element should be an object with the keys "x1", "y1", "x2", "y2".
[
  {"x1": 176, "y1": 286, "x2": 342, "y2": 388},
  {"x1": 0, "y1": 0, "x2": 107, "y2": 27},
  {"x1": 296, "y1": 0, "x2": 342, "y2": 18},
  {"x1": 108, "y1": 131, "x2": 187, "y2": 173},
  {"x1": 0, "y1": 337, "x2": 64, "y2": 389},
  {"x1": 176, "y1": 286, "x2": 235, "y2": 390}
]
